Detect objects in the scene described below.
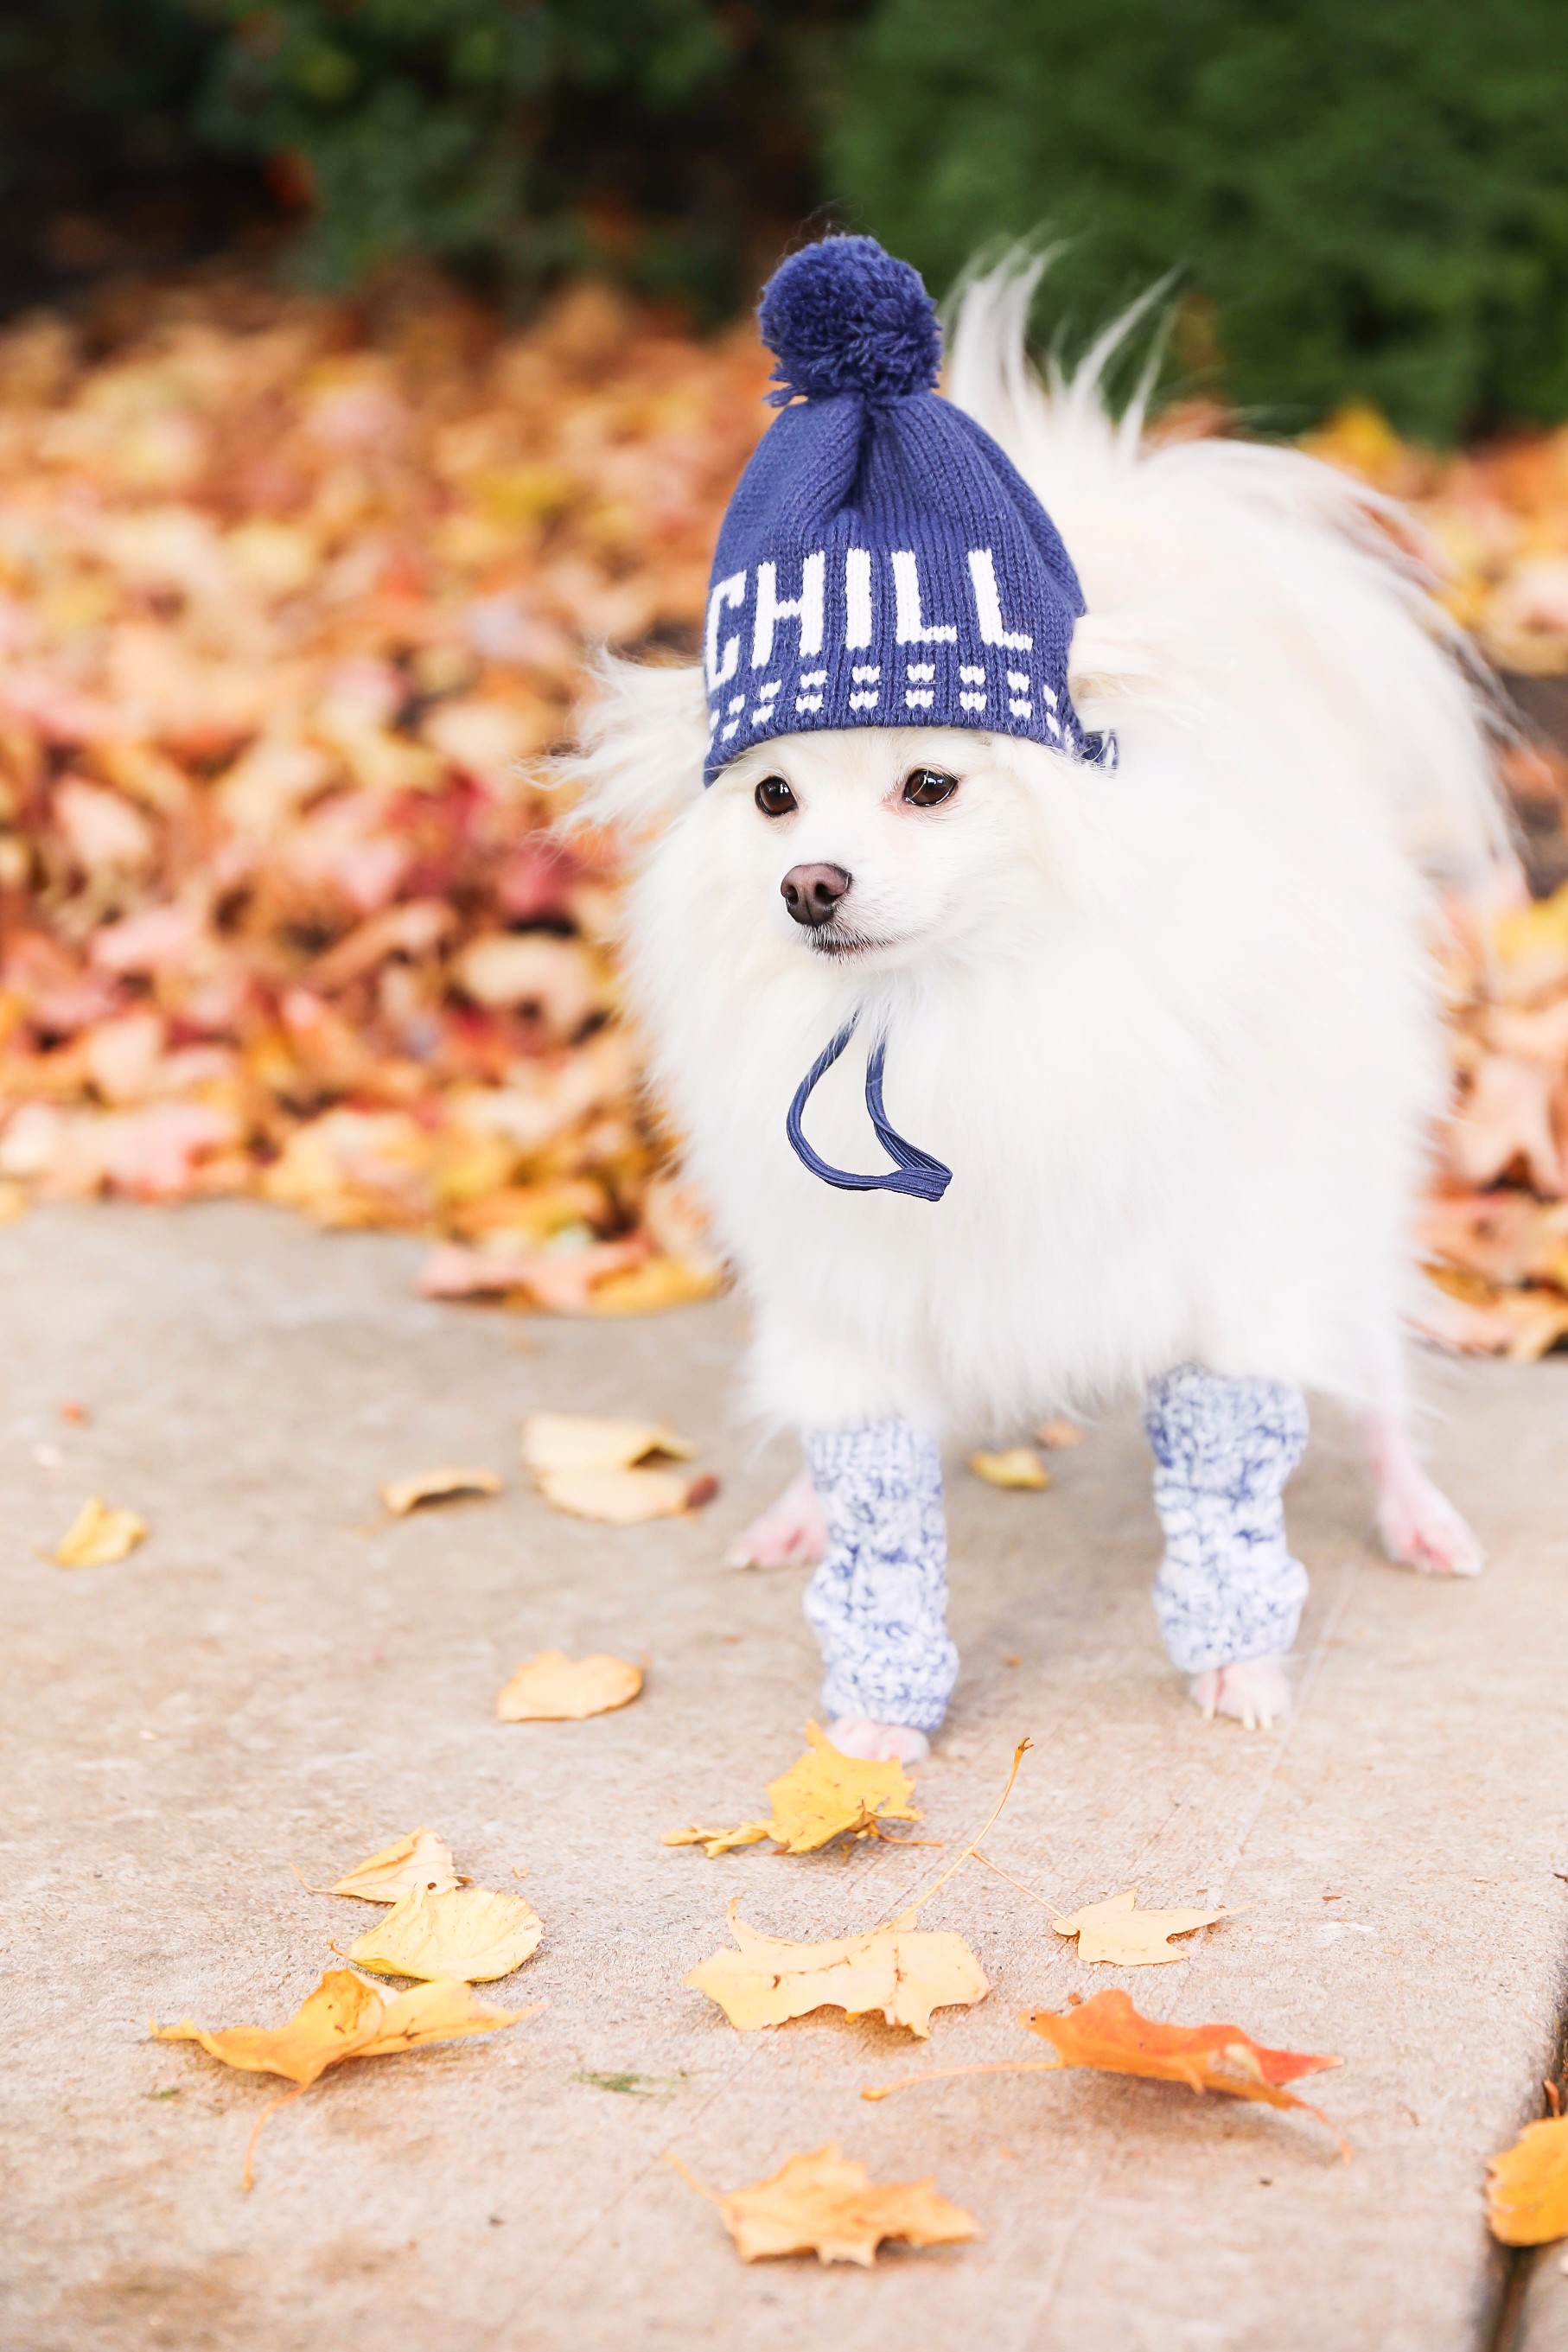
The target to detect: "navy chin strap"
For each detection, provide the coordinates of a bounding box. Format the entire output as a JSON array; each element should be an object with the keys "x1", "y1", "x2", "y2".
[{"x1": 786, "y1": 1017, "x2": 953, "y2": 1202}]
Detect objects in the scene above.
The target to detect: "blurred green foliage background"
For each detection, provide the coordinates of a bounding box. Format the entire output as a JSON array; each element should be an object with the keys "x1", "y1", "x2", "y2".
[{"x1": 4, "y1": 0, "x2": 1568, "y2": 441}]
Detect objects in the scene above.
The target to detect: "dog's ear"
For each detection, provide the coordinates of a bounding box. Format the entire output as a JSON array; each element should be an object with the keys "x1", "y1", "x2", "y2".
[{"x1": 550, "y1": 652, "x2": 708, "y2": 838}]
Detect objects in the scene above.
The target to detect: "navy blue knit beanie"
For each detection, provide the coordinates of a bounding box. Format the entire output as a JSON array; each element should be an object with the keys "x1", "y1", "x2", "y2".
[{"x1": 702, "y1": 234, "x2": 1115, "y2": 784}]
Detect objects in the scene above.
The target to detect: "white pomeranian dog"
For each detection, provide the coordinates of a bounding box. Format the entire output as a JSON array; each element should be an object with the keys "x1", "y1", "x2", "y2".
[{"x1": 563, "y1": 237, "x2": 1505, "y2": 1763}]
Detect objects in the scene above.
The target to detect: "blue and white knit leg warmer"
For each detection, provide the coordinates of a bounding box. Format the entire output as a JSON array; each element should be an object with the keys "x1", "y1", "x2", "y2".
[
  {"x1": 802, "y1": 1420, "x2": 958, "y2": 1734},
  {"x1": 1144, "y1": 1364, "x2": 1310, "y2": 1674}
]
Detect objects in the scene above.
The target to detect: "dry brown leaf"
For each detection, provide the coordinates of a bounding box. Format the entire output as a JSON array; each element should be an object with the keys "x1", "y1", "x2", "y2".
[
  {"x1": 686, "y1": 1899, "x2": 989, "y2": 2037},
  {"x1": 668, "y1": 2144, "x2": 979, "y2": 2266},
  {"x1": 345, "y1": 1884, "x2": 542, "y2": 1982},
  {"x1": 52, "y1": 1495, "x2": 148, "y2": 1567},
  {"x1": 663, "y1": 1720, "x2": 921, "y2": 1858},
  {"x1": 1051, "y1": 1887, "x2": 1238, "y2": 1966},
  {"x1": 535, "y1": 1463, "x2": 713, "y2": 1523},
  {"x1": 863, "y1": 1986, "x2": 1343, "y2": 2148},
  {"x1": 328, "y1": 1826, "x2": 463, "y2": 1903},
  {"x1": 379, "y1": 1465, "x2": 502, "y2": 1515},
  {"x1": 151, "y1": 1966, "x2": 533, "y2": 2184},
  {"x1": 1488, "y1": 2113, "x2": 1568, "y2": 2245},
  {"x1": 968, "y1": 1448, "x2": 1051, "y2": 1491},
  {"x1": 496, "y1": 1649, "x2": 642, "y2": 1720}
]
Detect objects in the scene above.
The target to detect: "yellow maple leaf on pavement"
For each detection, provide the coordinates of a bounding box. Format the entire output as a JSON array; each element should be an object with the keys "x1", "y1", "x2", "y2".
[
  {"x1": 326, "y1": 1826, "x2": 462, "y2": 1903},
  {"x1": 686, "y1": 1899, "x2": 988, "y2": 2037},
  {"x1": 345, "y1": 1884, "x2": 543, "y2": 1983},
  {"x1": 663, "y1": 1720, "x2": 921, "y2": 1857},
  {"x1": 1051, "y1": 1886, "x2": 1237, "y2": 1966},
  {"x1": 53, "y1": 1496, "x2": 148, "y2": 1567},
  {"x1": 496, "y1": 1650, "x2": 642, "y2": 1721},
  {"x1": 668, "y1": 2143, "x2": 979, "y2": 2266},
  {"x1": 1487, "y1": 2112, "x2": 1568, "y2": 2245},
  {"x1": 151, "y1": 1967, "x2": 533, "y2": 2184},
  {"x1": 685, "y1": 1741, "x2": 1033, "y2": 2038},
  {"x1": 378, "y1": 1465, "x2": 501, "y2": 1515},
  {"x1": 968, "y1": 1448, "x2": 1051, "y2": 1490}
]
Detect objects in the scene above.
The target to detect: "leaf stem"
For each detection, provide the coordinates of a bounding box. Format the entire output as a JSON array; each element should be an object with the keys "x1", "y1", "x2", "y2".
[
  {"x1": 971, "y1": 1846, "x2": 1064, "y2": 1909},
  {"x1": 663, "y1": 2148, "x2": 722, "y2": 2202},
  {"x1": 862, "y1": 2058, "x2": 1064, "y2": 2102},
  {"x1": 875, "y1": 1737, "x2": 1033, "y2": 1930},
  {"x1": 241, "y1": 2082, "x2": 310, "y2": 2189}
]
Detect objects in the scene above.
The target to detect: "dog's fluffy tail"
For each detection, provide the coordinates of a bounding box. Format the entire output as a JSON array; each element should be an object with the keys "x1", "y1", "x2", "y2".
[{"x1": 945, "y1": 255, "x2": 1514, "y2": 887}]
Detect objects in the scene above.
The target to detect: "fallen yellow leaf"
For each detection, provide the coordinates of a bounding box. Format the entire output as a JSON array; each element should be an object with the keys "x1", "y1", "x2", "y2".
[
  {"x1": 535, "y1": 1463, "x2": 715, "y2": 1523},
  {"x1": 665, "y1": 1819, "x2": 774, "y2": 1857},
  {"x1": 496, "y1": 1649, "x2": 642, "y2": 1720},
  {"x1": 968, "y1": 1448, "x2": 1050, "y2": 1490},
  {"x1": 379, "y1": 1465, "x2": 501, "y2": 1515},
  {"x1": 667, "y1": 2144, "x2": 979, "y2": 2266},
  {"x1": 53, "y1": 1495, "x2": 149, "y2": 1567},
  {"x1": 345, "y1": 1884, "x2": 542, "y2": 1982},
  {"x1": 1051, "y1": 1887, "x2": 1237, "y2": 1966},
  {"x1": 1488, "y1": 2113, "x2": 1568, "y2": 2245},
  {"x1": 685, "y1": 1740, "x2": 1033, "y2": 2039},
  {"x1": 663, "y1": 1720, "x2": 921, "y2": 1857},
  {"x1": 151, "y1": 1967, "x2": 533, "y2": 2184},
  {"x1": 328, "y1": 1826, "x2": 463, "y2": 1903},
  {"x1": 686, "y1": 1899, "x2": 988, "y2": 2037},
  {"x1": 519, "y1": 1412, "x2": 714, "y2": 1522}
]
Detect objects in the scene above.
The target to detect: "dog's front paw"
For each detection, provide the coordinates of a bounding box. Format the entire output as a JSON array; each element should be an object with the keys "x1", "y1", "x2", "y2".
[
  {"x1": 1190, "y1": 1657, "x2": 1291, "y2": 1731},
  {"x1": 827, "y1": 1717, "x2": 931, "y2": 1764},
  {"x1": 726, "y1": 1469, "x2": 828, "y2": 1569}
]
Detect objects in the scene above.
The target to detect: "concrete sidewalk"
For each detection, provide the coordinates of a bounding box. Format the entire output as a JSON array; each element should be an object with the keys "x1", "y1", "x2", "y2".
[{"x1": 2, "y1": 1200, "x2": 1565, "y2": 2352}]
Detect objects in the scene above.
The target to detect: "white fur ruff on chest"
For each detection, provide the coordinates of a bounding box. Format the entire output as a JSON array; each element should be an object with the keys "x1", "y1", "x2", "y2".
[{"x1": 625, "y1": 717, "x2": 1443, "y2": 1437}]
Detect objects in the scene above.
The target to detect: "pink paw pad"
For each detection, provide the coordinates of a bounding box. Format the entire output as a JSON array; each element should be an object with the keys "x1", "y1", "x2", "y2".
[
  {"x1": 1190, "y1": 1657, "x2": 1291, "y2": 1730},
  {"x1": 1376, "y1": 1473, "x2": 1485, "y2": 1579},
  {"x1": 826, "y1": 1717, "x2": 931, "y2": 1764},
  {"x1": 726, "y1": 1469, "x2": 829, "y2": 1569}
]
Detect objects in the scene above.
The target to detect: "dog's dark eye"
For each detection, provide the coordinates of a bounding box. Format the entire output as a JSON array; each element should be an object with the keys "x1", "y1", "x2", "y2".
[
  {"x1": 755, "y1": 775, "x2": 797, "y2": 817},
  {"x1": 902, "y1": 767, "x2": 959, "y2": 808}
]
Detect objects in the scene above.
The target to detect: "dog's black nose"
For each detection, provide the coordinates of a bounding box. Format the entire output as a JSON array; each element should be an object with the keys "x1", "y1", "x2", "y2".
[{"x1": 781, "y1": 862, "x2": 851, "y2": 927}]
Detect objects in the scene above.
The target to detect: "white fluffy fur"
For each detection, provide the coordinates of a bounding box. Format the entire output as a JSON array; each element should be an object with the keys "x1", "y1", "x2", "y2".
[{"x1": 564, "y1": 260, "x2": 1507, "y2": 1450}]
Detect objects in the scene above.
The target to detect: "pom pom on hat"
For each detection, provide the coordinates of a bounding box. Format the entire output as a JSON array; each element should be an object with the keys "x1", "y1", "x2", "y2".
[{"x1": 759, "y1": 235, "x2": 941, "y2": 406}]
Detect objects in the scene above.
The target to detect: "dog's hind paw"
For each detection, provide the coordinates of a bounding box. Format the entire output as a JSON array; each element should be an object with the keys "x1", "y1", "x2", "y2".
[
  {"x1": 726, "y1": 1469, "x2": 828, "y2": 1569},
  {"x1": 826, "y1": 1717, "x2": 931, "y2": 1764},
  {"x1": 1376, "y1": 1468, "x2": 1485, "y2": 1579},
  {"x1": 1190, "y1": 1657, "x2": 1291, "y2": 1731}
]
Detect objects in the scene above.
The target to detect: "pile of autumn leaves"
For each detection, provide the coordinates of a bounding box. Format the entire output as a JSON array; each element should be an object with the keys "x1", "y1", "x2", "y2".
[
  {"x1": 1304, "y1": 405, "x2": 1568, "y2": 1362},
  {"x1": 150, "y1": 1695, "x2": 1567, "y2": 2266},
  {"x1": 3, "y1": 279, "x2": 1568, "y2": 1348},
  {"x1": 0, "y1": 272, "x2": 762, "y2": 1310}
]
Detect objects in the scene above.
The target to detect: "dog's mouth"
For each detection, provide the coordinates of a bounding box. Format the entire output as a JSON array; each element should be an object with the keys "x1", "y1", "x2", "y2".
[{"x1": 805, "y1": 926, "x2": 896, "y2": 959}]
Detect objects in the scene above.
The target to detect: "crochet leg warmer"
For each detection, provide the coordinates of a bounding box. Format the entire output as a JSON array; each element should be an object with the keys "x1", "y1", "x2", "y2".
[
  {"x1": 1144, "y1": 1364, "x2": 1310, "y2": 1674},
  {"x1": 803, "y1": 1419, "x2": 959, "y2": 1734}
]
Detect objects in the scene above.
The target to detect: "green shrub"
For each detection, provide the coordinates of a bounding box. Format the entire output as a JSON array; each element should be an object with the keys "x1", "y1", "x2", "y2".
[
  {"x1": 827, "y1": 0, "x2": 1568, "y2": 442},
  {"x1": 190, "y1": 0, "x2": 853, "y2": 316}
]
